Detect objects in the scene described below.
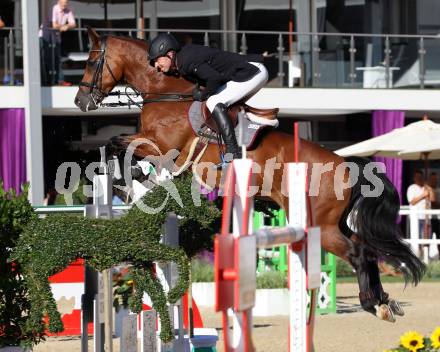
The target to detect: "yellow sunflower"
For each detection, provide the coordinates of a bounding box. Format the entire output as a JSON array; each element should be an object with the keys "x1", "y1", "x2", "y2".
[
  {"x1": 400, "y1": 331, "x2": 425, "y2": 352},
  {"x1": 431, "y1": 327, "x2": 440, "y2": 349}
]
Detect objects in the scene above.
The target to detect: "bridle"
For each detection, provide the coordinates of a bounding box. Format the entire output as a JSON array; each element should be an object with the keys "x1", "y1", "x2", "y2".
[
  {"x1": 79, "y1": 35, "x2": 195, "y2": 109},
  {"x1": 79, "y1": 36, "x2": 119, "y2": 106}
]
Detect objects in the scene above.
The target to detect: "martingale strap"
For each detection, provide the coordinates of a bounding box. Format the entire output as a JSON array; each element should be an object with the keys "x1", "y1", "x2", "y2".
[
  {"x1": 142, "y1": 94, "x2": 193, "y2": 104},
  {"x1": 103, "y1": 85, "x2": 194, "y2": 109}
]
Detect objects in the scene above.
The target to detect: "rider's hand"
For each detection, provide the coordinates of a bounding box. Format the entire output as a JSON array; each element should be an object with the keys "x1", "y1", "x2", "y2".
[{"x1": 192, "y1": 87, "x2": 208, "y2": 101}]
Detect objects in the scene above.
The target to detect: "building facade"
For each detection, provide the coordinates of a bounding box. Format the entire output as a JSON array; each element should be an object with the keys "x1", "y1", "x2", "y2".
[{"x1": 1, "y1": 0, "x2": 440, "y2": 203}]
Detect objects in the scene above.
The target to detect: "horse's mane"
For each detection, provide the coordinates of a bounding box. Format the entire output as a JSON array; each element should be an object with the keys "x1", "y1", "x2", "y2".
[{"x1": 108, "y1": 34, "x2": 149, "y2": 50}]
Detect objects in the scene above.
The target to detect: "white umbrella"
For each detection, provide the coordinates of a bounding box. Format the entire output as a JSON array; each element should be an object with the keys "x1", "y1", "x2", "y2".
[
  {"x1": 335, "y1": 119, "x2": 440, "y2": 159},
  {"x1": 398, "y1": 140, "x2": 440, "y2": 160}
]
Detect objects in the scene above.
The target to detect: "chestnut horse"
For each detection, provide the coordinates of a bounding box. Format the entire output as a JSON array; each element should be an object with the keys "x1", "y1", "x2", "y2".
[{"x1": 75, "y1": 28, "x2": 424, "y2": 323}]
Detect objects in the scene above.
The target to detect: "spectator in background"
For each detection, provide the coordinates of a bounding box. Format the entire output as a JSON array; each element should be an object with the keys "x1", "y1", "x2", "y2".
[
  {"x1": 428, "y1": 172, "x2": 440, "y2": 257},
  {"x1": 0, "y1": 16, "x2": 5, "y2": 29},
  {"x1": 407, "y1": 169, "x2": 435, "y2": 239},
  {"x1": 40, "y1": 0, "x2": 76, "y2": 85}
]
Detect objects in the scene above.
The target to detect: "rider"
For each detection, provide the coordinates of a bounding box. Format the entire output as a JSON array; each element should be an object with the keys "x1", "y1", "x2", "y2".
[{"x1": 148, "y1": 33, "x2": 269, "y2": 161}]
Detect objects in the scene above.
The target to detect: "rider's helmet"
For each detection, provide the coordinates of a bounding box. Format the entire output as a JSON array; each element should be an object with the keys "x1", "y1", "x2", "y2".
[{"x1": 148, "y1": 33, "x2": 180, "y2": 65}]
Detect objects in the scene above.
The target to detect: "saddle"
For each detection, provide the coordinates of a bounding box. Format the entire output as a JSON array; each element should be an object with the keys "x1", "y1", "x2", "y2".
[{"x1": 202, "y1": 102, "x2": 279, "y2": 133}]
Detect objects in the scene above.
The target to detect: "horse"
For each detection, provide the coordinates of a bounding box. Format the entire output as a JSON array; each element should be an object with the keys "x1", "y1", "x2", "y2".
[{"x1": 75, "y1": 27, "x2": 425, "y2": 323}]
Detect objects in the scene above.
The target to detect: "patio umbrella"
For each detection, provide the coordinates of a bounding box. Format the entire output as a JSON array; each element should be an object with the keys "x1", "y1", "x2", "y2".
[
  {"x1": 335, "y1": 119, "x2": 440, "y2": 177},
  {"x1": 335, "y1": 119, "x2": 440, "y2": 161},
  {"x1": 398, "y1": 141, "x2": 440, "y2": 160},
  {"x1": 397, "y1": 140, "x2": 440, "y2": 176},
  {"x1": 336, "y1": 119, "x2": 440, "y2": 242}
]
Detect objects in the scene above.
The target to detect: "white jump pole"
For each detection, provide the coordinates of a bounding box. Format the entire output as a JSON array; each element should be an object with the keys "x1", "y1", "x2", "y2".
[{"x1": 215, "y1": 158, "x2": 320, "y2": 352}]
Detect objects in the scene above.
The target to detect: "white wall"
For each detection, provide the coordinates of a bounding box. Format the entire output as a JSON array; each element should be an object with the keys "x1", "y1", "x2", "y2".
[{"x1": 1, "y1": 86, "x2": 438, "y2": 116}]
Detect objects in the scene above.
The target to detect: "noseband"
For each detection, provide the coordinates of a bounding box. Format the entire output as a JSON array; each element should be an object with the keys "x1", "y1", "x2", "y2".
[{"x1": 79, "y1": 36, "x2": 119, "y2": 106}]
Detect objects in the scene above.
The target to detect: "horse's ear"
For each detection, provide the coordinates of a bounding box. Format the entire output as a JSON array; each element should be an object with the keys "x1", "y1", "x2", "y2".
[{"x1": 87, "y1": 26, "x2": 99, "y2": 48}]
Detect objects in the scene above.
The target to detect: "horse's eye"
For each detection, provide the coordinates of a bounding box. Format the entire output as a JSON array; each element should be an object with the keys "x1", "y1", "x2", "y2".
[{"x1": 87, "y1": 60, "x2": 97, "y2": 67}]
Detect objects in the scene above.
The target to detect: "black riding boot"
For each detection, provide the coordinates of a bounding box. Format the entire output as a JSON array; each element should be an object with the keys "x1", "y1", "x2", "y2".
[{"x1": 212, "y1": 103, "x2": 242, "y2": 160}]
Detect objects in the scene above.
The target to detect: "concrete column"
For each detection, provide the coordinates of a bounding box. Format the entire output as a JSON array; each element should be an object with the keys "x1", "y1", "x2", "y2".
[
  {"x1": 136, "y1": 0, "x2": 145, "y2": 39},
  {"x1": 296, "y1": 0, "x2": 311, "y2": 52},
  {"x1": 227, "y1": 0, "x2": 237, "y2": 52},
  {"x1": 219, "y1": 0, "x2": 237, "y2": 51},
  {"x1": 149, "y1": 0, "x2": 158, "y2": 40},
  {"x1": 365, "y1": 0, "x2": 383, "y2": 66},
  {"x1": 22, "y1": 0, "x2": 44, "y2": 205},
  {"x1": 220, "y1": 0, "x2": 228, "y2": 50},
  {"x1": 310, "y1": 0, "x2": 318, "y2": 33}
]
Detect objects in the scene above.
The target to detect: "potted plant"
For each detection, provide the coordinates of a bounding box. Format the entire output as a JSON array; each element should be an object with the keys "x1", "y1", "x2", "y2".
[{"x1": 0, "y1": 184, "x2": 42, "y2": 351}]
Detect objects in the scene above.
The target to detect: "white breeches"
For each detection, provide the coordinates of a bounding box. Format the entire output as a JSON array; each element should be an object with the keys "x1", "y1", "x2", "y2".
[{"x1": 206, "y1": 62, "x2": 268, "y2": 113}]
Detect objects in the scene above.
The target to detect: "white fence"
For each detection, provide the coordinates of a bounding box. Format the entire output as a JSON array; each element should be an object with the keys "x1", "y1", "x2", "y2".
[{"x1": 399, "y1": 206, "x2": 440, "y2": 262}]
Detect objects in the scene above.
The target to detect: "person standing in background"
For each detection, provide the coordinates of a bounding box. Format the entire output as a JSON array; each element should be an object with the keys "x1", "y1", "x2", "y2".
[
  {"x1": 40, "y1": 0, "x2": 76, "y2": 85},
  {"x1": 428, "y1": 172, "x2": 440, "y2": 258},
  {"x1": 407, "y1": 169, "x2": 435, "y2": 239}
]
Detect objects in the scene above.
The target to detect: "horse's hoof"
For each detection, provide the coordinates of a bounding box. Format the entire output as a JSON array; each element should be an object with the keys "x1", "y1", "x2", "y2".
[
  {"x1": 376, "y1": 304, "x2": 396, "y2": 322},
  {"x1": 389, "y1": 299, "x2": 405, "y2": 316}
]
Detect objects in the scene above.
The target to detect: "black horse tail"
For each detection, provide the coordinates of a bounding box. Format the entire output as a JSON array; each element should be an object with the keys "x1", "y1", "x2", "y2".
[{"x1": 339, "y1": 157, "x2": 426, "y2": 285}]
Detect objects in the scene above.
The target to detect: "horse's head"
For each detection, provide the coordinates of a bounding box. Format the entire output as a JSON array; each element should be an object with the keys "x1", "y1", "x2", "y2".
[{"x1": 75, "y1": 27, "x2": 123, "y2": 112}]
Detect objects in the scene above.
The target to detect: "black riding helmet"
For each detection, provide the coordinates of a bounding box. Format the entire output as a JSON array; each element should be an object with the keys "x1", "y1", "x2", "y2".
[{"x1": 148, "y1": 33, "x2": 180, "y2": 66}]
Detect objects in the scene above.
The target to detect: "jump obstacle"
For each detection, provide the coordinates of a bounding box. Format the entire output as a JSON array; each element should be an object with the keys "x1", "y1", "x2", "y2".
[
  {"x1": 37, "y1": 140, "x2": 321, "y2": 351},
  {"x1": 80, "y1": 150, "x2": 217, "y2": 352},
  {"x1": 38, "y1": 148, "x2": 216, "y2": 352},
  {"x1": 253, "y1": 210, "x2": 337, "y2": 316},
  {"x1": 215, "y1": 158, "x2": 321, "y2": 352}
]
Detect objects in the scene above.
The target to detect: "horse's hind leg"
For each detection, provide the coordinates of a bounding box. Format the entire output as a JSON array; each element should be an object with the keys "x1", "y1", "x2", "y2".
[
  {"x1": 351, "y1": 242, "x2": 405, "y2": 322},
  {"x1": 320, "y1": 224, "x2": 402, "y2": 321}
]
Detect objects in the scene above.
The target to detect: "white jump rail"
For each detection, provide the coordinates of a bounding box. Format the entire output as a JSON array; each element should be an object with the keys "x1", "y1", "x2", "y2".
[
  {"x1": 214, "y1": 159, "x2": 321, "y2": 352},
  {"x1": 399, "y1": 207, "x2": 440, "y2": 261}
]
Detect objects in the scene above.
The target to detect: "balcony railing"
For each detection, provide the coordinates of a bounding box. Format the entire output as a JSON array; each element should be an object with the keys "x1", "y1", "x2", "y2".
[
  {"x1": 3, "y1": 26, "x2": 440, "y2": 89},
  {"x1": 0, "y1": 27, "x2": 22, "y2": 85}
]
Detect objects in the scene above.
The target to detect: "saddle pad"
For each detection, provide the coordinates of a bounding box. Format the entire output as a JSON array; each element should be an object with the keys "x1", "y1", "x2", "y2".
[{"x1": 188, "y1": 101, "x2": 269, "y2": 150}]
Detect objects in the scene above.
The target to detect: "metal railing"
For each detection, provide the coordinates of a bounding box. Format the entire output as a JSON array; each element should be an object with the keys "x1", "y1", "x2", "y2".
[
  {"x1": 4, "y1": 26, "x2": 440, "y2": 89},
  {"x1": 71, "y1": 27, "x2": 440, "y2": 89},
  {"x1": 0, "y1": 27, "x2": 22, "y2": 85}
]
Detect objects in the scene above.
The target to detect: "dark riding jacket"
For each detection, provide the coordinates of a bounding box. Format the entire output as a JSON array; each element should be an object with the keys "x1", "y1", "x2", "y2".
[{"x1": 176, "y1": 44, "x2": 264, "y2": 96}]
